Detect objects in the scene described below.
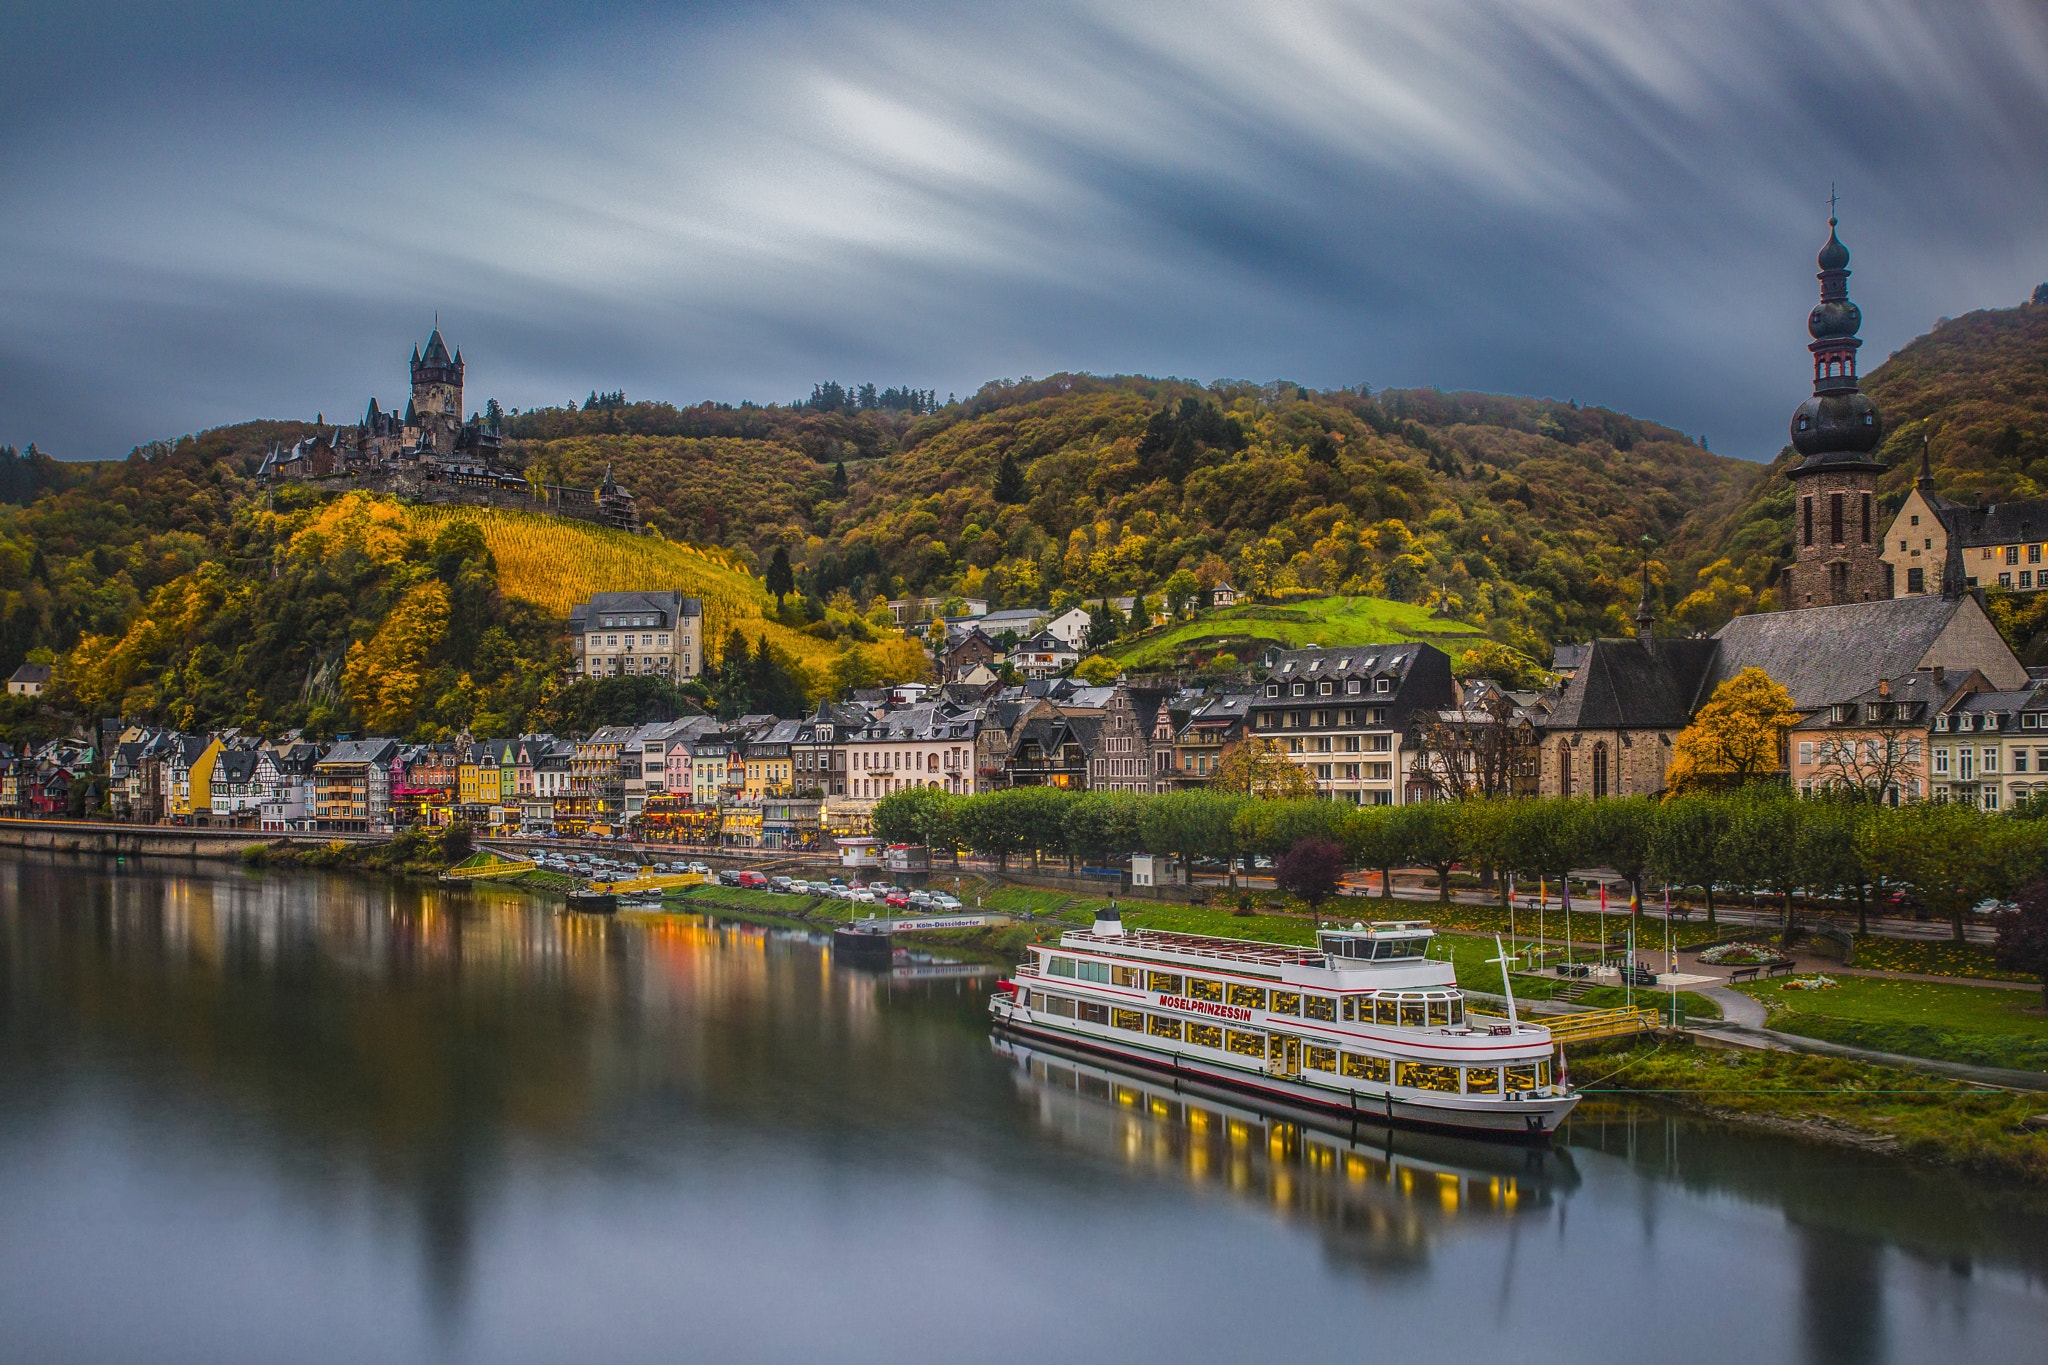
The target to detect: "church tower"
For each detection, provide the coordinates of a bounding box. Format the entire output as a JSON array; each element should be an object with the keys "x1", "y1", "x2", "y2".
[
  {"x1": 1783, "y1": 216, "x2": 1889, "y2": 608},
  {"x1": 409, "y1": 325, "x2": 464, "y2": 452}
]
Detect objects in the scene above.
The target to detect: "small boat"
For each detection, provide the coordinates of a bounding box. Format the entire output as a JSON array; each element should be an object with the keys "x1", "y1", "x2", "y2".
[
  {"x1": 833, "y1": 920, "x2": 895, "y2": 968},
  {"x1": 567, "y1": 889, "x2": 617, "y2": 914}
]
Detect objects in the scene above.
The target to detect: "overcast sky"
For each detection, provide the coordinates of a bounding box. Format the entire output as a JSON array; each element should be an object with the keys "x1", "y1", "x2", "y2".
[{"x1": 3, "y1": 0, "x2": 2046, "y2": 463}]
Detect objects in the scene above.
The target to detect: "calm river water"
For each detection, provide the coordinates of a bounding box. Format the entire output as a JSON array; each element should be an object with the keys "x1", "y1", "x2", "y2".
[{"x1": 1, "y1": 854, "x2": 2044, "y2": 1365}]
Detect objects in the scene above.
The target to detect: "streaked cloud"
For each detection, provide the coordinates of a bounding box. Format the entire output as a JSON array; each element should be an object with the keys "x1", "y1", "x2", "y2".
[{"x1": 2, "y1": 0, "x2": 2045, "y2": 459}]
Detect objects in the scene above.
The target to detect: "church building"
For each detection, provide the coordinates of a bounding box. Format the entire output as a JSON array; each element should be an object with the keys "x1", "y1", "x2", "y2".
[{"x1": 1535, "y1": 218, "x2": 2029, "y2": 798}]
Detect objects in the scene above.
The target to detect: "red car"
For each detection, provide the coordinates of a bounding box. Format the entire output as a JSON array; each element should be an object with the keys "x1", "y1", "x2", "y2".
[
  {"x1": 736, "y1": 870, "x2": 769, "y2": 889},
  {"x1": 884, "y1": 891, "x2": 911, "y2": 908}
]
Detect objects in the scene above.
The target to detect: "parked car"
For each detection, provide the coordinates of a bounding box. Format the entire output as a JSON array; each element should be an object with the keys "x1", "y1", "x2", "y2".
[
  {"x1": 718, "y1": 869, "x2": 743, "y2": 886},
  {"x1": 928, "y1": 893, "x2": 962, "y2": 910},
  {"x1": 769, "y1": 876, "x2": 794, "y2": 892},
  {"x1": 737, "y1": 870, "x2": 769, "y2": 889},
  {"x1": 884, "y1": 891, "x2": 911, "y2": 908}
]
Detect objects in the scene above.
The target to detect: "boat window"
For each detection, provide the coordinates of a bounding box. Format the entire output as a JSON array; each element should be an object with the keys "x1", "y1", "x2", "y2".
[
  {"x1": 1112, "y1": 1009, "x2": 1145, "y2": 1031},
  {"x1": 1341, "y1": 996, "x2": 1357, "y2": 1020},
  {"x1": 1448, "y1": 999, "x2": 1464, "y2": 1026},
  {"x1": 1046, "y1": 956, "x2": 1076, "y2": 977},
  {"x1": 1537, "y1": 1059, "x2": 1551, "y2": 1087},
  {"x1": 1147, "y1": 1015, "x2": 1184, "y2": 1041},
  {"x1": 1304, "y1": 1045, "x2": 1338, "y2": 1072},
  {"x1": 1504, "y1": 1065, "x2": 1538, "y2": 1093},
  {"x1": 1375, "y1": 998, "x2": 1398, "y2": 1025},
  {"x1": 1188, "y1": 1023, "x2": 1224, "y2": 1049},
  {"x1": 1427, "y1": 1000, "x2": 1450, "y2": 1027},
  {"x1": 1148, "y1": 971, "x2": 1183, "y2": 994},
  {"x1": 1386, "y1": 937, "x2": 1425, "y2": 959},
  {"x1": 1042, "y1": 995, "x2": 1077, "y2": 1018},
  {"x1": 1112, "y1": 966, "x2": 1142, "y2": 988},
  {"x1": 1225, "y1": 1029, "x2": 1266, "y2": 1058},
  {"x1": 1187, "y1": 977, "x2": 1225, "y2": 1002},
  {"x1": 1396, "y1": 1061, "x2": 1460, "y2": 1093},
  {"x1": 1303, "y1": 994, "x2": 1336, "y2": 1022},
  {"x1": 1078, "y1": 1000, "x2": 1109, "y2": 1024},
  {"x1": 1227, "y1": 984, "x2": 1267, "y2": 1010},
  {"x1": 1399, "y1": 1000, "x2": 1426, "y2": 1028},
  {"x1": 1342, "y1": 1052, "x2": 1389, "y2": 1083},
  {"x1": 1465, "y1": 1066, "x2": 1500, "y2": 1094},
  {"x1": 1076, "y1": 961, "x2": 1110, "y2": 984},
  {"x1": 1269, "y1": 991, "x2": 1301, "y2": 1016}
]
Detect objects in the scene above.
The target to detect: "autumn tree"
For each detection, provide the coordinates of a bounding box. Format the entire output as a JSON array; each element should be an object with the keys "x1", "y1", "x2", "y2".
[
  {"x1": 1809, "y1": 689, "x2": 1926, "y2": 801},
  {"x1": 1993, "y1": 878, "x2": 2048, "y2": 1011},
  {"x1": 766, "y1": 546, "x2": 794, "y2": 606},
  {"x1": 1212, "y1": 736, "x2": 1316, "y2": 800},
  {"x1": 1413, "y1": 687, "x2": 1534, "y2": 799},
  {"x1": 1162, "y1": 569, "x2": 1199, "y2": 620},
  {"x1": 1276, "y1": 838, "x2": 1347, "y2": 911},
  {"x1": 1666, "y1": 667, "x2": 1797, "y2": 792}
]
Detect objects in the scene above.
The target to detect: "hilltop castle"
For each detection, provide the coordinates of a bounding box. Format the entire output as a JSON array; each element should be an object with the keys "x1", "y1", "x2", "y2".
[{"x1": 258, "y1": 324, "x2": 640, "y2": 531}]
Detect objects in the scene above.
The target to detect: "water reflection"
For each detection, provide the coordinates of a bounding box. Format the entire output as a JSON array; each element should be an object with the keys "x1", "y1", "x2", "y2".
[
  {"x1": 1000, "y1": 1038, "x2": 1572, "y2": 1278},
  {"x1": 4, "y1": 854, "x2": 2048, "y2": 1365}
]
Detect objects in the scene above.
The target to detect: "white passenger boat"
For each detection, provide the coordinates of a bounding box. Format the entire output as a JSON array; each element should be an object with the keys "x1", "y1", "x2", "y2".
[{"x1": 989, "y1": 904, "x2": 1577, "y2": 1142}]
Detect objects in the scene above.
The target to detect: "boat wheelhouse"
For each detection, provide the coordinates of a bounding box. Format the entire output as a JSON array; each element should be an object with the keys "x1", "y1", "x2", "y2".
[{"x1": 990, "y1": 905, "x2": 1576, "y2": 1141}]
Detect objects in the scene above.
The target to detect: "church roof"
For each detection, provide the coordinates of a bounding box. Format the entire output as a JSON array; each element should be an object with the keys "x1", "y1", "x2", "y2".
[
  {"x1": 420, "y1": 328, "x2": 453, "y2": 366},
  {"x1": 1543, "y1": 638, "x2": 1719, "y2": 730},
  {"x1": 1935, "y1": 498, "x2": 2048, "y2": 549},
  {"x1": 1708, "y1": 595, "x2": 1981, "y2": 710}
]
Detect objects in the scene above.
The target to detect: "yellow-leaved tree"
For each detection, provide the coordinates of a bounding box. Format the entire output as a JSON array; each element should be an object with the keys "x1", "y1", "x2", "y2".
[
  {"x1": 1213, "y1": 736, "x2": 1318, "y2": 800},
  {"x1": 1665, "y1": 666, "x2": 1798, "y2": 793},
  {"x1": 342, "y1": 580, "x2": 450, "y2": 734}
]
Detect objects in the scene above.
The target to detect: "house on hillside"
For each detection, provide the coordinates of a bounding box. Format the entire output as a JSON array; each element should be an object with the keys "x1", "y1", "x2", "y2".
[
  {"x1": 568, "y1": 591, "x2": 704, "y2": 681},
  {"x1": 7, "y1": 663, "x2": 51, "y2": 697}
]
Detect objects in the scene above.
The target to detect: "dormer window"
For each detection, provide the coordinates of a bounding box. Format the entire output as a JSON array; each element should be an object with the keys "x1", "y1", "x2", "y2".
[
  {"x1": 1935, "y1": 714, "x2": 1950, "y2": 732},
  {"x1": 1265, "y1": 684, "x2": 1280, "y2": 698},
  {"x1": 1319, "y1": 681, "x2": 1333, "y2": 696},
  {"x1": 1374, "y1": 678, "x2": 1391, "y2": 694},
  {"x1": 1346, "y1": 679, "x2": 1361, "y2": 694},
  {"x1": 2026, "y1": 714, "x2": 2041, "y2": 730},
  {"x1": 1831, "y1": 704, "x2": 1854, "y2": 724},
  {"x1": 1291, "y1": 682, "x2": 1306, "y2": 697}
]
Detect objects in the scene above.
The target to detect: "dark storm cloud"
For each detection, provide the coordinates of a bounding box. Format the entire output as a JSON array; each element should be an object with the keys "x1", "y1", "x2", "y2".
[{"x1": 2, "y1": 0, "x2": 2045, "y2": 461}]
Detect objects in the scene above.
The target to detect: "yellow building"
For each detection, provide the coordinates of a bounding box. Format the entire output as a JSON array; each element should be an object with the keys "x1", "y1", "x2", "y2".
[{"x1": 170, "y1": 736, "x2": 223, "y2": 821}]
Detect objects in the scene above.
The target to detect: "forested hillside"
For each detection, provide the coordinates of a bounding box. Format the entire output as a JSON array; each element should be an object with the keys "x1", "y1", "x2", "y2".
[{"x1": 504, "y1": 376, "x2": 1761, "y2": 660}]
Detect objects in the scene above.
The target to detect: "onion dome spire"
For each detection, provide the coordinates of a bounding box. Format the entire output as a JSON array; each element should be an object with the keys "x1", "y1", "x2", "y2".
[{"x1": 1789, "y1": 210, "x2": 1883, "y2": 471}]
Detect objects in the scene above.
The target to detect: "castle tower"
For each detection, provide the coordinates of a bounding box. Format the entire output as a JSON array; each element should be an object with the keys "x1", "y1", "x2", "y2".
[
  {"x1": 1784, "y1": 216, "x2": 1889, "y2": 608},
  {"x1": 409, "y1": 325, "x2": 464, "y2": 452}
]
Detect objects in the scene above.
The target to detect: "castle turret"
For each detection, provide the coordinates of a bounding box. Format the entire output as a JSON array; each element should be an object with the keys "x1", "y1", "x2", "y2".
[
  {"x1": 409, "y1": 325, "x2": 464, "y2": 452},
  {"x1": 1784, "y1": 216, "x2": 1890, "y2": 608}
]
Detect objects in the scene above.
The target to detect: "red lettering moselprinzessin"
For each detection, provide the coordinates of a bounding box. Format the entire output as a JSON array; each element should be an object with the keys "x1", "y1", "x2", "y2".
[{"x1": 1157, "y1": 995, "x2": 1252, "y2": 1022}]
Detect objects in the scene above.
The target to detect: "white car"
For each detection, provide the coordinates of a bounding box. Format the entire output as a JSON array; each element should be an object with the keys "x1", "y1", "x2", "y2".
[{"x1": 927, "y1": 893, "x2": 962, "y2": 910}]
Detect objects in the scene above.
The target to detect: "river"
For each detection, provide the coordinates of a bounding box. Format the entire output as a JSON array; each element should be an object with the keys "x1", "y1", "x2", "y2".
[{"x1": 0, "y1": 854, "x2": 2042, "y2": 1365}]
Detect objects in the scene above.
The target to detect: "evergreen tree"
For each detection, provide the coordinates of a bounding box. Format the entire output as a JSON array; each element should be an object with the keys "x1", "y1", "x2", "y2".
[
  {"x1": 992, "y1": 449, "x2": 1026, "y2": 504},
  {"x1": 832, "y1": 461, "x2": 848, "y2": 497},
  {"x1": 766, "y1": 546, "x2": 794, "y2": 605}
]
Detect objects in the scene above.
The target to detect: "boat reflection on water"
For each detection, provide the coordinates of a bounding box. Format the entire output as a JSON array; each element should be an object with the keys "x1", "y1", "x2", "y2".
[{"x1": 999, "y1": 1037, "x2": 1576, "y2": 1274}]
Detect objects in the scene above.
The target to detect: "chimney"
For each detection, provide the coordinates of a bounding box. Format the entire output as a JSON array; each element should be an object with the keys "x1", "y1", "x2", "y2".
[
  {"x1": 1877, "y1": 677, "x2": 1890, "y2": 697},
  {"x1": 1933, "y1": 665, "x2": 1946, "y2": 687},
  {"x1": 1091, "y1": 901, "x2": 1125, "y2": 938}
]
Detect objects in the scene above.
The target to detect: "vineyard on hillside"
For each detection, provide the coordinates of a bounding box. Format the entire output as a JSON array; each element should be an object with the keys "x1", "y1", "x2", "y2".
[{"x1": 397, "y1": 502, "x2": 923, "y2": 689}]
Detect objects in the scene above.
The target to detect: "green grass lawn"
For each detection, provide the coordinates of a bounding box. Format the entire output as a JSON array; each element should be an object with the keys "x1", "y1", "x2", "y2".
[
  {"x1": 1742, "y1": 975, "x2": 2048, "y2": 1071},
  {"x1": 1849, "y1": 936, "x2": 2037, "y2": 983},
  {"x1": 1103, "y1": 594, "x2": 1487, "y2": 670}
]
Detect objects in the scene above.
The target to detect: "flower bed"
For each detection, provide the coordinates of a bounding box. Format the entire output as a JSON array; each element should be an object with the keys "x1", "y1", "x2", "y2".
[
  {"x1": 1698, "y1": 941, "x2": 1786, "y2": 966},
  {"x1": 1780, "y1": 974, "x2": 1839, "y2": 991}
]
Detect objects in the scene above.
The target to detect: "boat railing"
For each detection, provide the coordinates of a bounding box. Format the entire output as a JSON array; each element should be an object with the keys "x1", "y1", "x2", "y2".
[{"x1": 1065, "y1": 927, "x2": 1327, "y2": 970}]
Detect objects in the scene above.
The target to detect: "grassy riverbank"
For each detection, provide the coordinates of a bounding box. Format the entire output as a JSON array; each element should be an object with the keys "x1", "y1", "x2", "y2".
[
  {"x1": 1578, "y1": 1037, "x2": 2048, "y2": 1185},
  {"x1": 1741, "y1": 975, "x2": 2048, "y2": 1071}
]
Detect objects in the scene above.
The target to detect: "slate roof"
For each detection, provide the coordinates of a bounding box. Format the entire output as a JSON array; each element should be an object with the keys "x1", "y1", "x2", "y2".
[
  {"x1": 1708, "y1": 595, "x2": 1976, "y2": 710},
  {"x1": 568, "y1": 591, "x2": 702, "y2": 630},
  {"x1": 1939, "y1": 499, "x2": 2048, "y2": 549},
  {"x1": 1544, "y1": 638, "x2": 1721, "y2": 730},
  {"x1": 213, "y1": 748, "x2": 259, "y2": 786},
  {"x1": 317, "y1": 738, "x2": 399, "y2": 768}
]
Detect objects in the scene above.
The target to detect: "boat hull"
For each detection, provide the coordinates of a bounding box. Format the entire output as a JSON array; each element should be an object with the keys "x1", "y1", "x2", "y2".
[{"x1": 991, "y1": 1001, "x2": 1576, "y2": 1144}]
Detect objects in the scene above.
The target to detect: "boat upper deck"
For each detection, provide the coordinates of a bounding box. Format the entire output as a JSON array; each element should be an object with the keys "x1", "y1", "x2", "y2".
[{"x1": 1064, "y1": 925, "x2": 1329, "y2": 970}]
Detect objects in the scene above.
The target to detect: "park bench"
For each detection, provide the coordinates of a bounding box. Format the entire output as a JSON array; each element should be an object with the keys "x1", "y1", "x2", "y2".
[
  {"x1": 1554, "y1": 963, "x2": 1591, "y2": 979},
  {"x1": 1727, "y1": 966, "x2": 1761, "y2": 984},
  {"x1": 1765, "y1": 960, "x2": 1795, "y2": 978}
]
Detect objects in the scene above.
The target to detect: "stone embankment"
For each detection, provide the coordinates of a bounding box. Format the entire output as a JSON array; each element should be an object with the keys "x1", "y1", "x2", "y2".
[{"x1": 0, "y1": 818, "x2": 382, "y2": 861}]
